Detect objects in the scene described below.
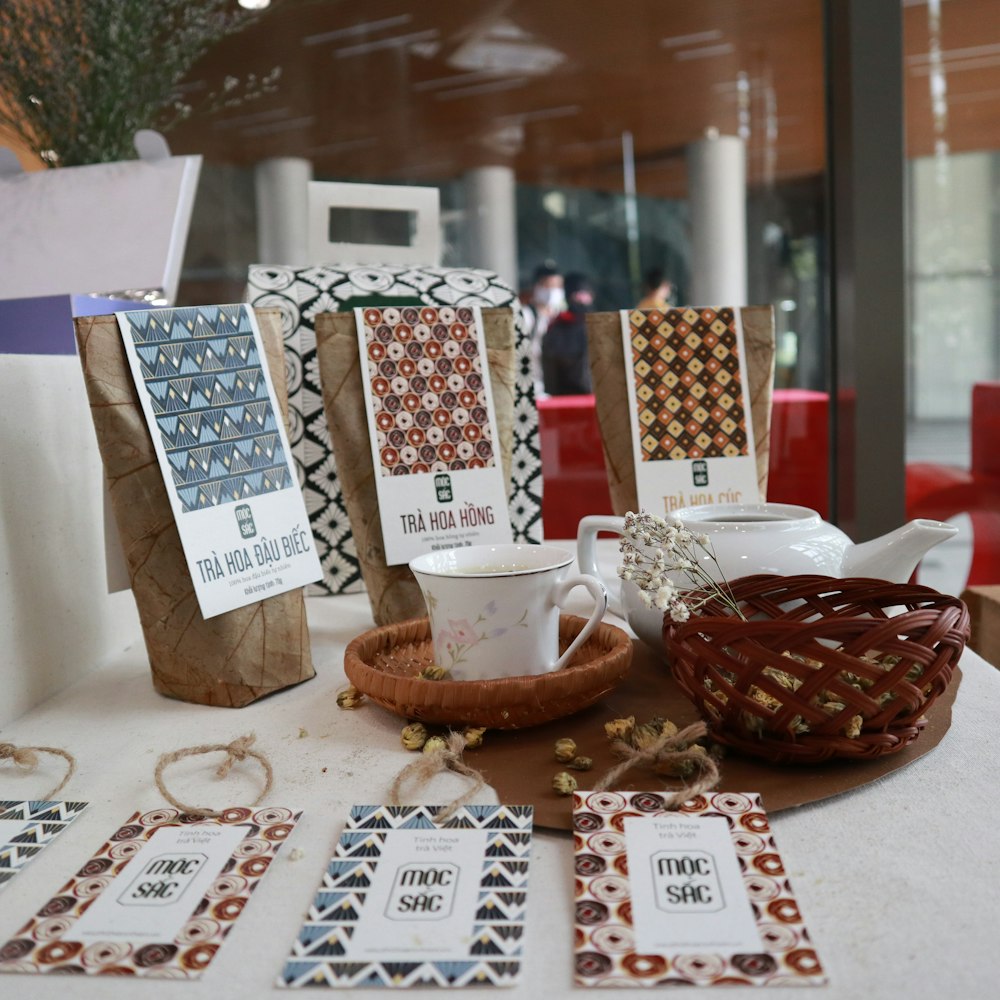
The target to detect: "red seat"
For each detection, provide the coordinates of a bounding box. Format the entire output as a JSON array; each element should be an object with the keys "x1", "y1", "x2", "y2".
[
  {"x1": 766, "y1": 389, "x2": 829, "y2": 517},
  {"x1": 537, "y1": 383, "x2": 999, "y2": 589},
  {"x1": 906, "y1": 381, "x2": 1000, "y2": 586},
  {"x1": 537, "y1": 389, "x2": 833, "y2": 537},
  {"x1": 537, "y1": 395, "x2": 613, "y2": 539}
]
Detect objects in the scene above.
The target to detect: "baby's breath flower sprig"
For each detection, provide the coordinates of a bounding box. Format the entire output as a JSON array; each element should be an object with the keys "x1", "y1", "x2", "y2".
[{"x1": 617, "y1": 510, "x2": 745, "y2": 623}]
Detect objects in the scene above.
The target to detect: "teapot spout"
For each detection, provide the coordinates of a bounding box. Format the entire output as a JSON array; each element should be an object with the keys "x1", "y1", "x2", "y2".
[{"x1": 841, "y1": 518, "x2": 958, "y2": 583}]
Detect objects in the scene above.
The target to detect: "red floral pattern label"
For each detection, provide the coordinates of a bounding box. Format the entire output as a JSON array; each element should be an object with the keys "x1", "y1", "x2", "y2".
[{"x1": 362, "y1": 305, "x2": 496, "y2": 477}]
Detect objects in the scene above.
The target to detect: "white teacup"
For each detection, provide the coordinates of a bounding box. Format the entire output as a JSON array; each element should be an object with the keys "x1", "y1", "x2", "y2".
[{"x1": 409, "y1": 544, "x2": 608, "y2": 681}]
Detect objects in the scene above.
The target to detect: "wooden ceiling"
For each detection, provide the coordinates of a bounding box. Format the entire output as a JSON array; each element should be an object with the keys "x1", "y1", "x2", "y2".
[{"x1": 166, "y1": 0, "x2": 1000, "y2": 198}]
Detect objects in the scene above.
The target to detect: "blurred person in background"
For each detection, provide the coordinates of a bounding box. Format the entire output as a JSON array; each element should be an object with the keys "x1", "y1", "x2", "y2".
[
  {"x1": 521, "y1": 262, "x2": 565, "y2": 394},
  {"x1": 637, "y1": 266, "x2": 674, "y2": 311},
  {"x1": 542, "y1": 271, "x2": 594, "y2": 396}
]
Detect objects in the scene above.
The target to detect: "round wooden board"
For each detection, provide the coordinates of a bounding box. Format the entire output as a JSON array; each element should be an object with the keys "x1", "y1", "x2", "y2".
[{"x1": 472, "y1": 639, "x2": 961, "y2": 831}]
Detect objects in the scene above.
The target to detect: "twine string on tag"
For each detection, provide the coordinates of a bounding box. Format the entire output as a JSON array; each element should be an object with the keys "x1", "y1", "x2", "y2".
[
  {"x1": 389, "y1": 732, "x2": 486, "y2": 823},
  {"x1": 0, "y1": 742, "x2": 76, "y2": 800},
  {"x1": 154, "y1": 733, "x2": 273, "y2": 818},
  {"x1": 593, "y1": 721, "x2": 720, "y2": 808}
]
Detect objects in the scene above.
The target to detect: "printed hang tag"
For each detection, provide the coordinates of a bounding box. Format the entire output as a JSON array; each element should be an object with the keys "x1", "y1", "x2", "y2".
[
  {"x1": 621, "y1": 307, "x2": 759, "y2": 515},
  {"x1": 116, "y1": 304, "x2": 323, "y2": 618},
  {"x1": 0, "y1": 800, "x2": 88, "y2": 893},
  {"x1": 355, "y1": 305, "x2": 514, "y2": 565},
  {"x1": 573, "y1": 791, "x2": 825, "y2": 987},
  {"x1": 279, "y1": 804, "x2": 533, "y2": 989},
  {"x1": 0, "y1": 806, "x2": 300, "y2": 978}
]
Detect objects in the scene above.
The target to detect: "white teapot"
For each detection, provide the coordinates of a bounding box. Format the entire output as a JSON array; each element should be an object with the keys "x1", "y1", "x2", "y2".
[{"x1": 577, "y1": 502, "x2": 958, "y2": 650}]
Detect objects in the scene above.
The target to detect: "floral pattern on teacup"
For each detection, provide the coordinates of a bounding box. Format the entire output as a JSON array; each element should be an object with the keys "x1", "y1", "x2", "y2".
[{"x1": 427, "y1": 597, "x2": 529, "y2": 671}]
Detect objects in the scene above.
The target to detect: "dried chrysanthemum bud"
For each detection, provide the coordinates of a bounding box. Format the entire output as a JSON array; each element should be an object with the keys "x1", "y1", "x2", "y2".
[
  {"x1": 659, "y1": 718, "x2": 679, "y2": 740},
  {"x1": 417, "y1": 665, "x2": 450, "y2": 681},
  {"x1": 552, "y1": 771, "x2": 578, "y2": 795},
  {"x1": 843, "y1": 668, "x2": 875, "y2": 690},
  {"x1": 653, "y1": 743, "x2": 708, "y2": 778},
  {"x1": 400, "y1": 723, "x2": 428, "y2": 751},
  {"x1": 423, "y1": 735, "x2": 448, "y2": 755},
  {"x1": 554, "y1": 738, "x2": 577, "y2": 762},
  {"x1": 463, "y1": 727, "x2": 487, "y2": 749},
  {"x1": 751, "y1": 686, "x2": 783, "y2": 712},
  {"x1": 631, "y1": 721, "x2": 665, "y2": 751},
  {"x1": 768, "y1": 661, "x2": 804, "y2": 690},
  {"x1": 568, "y1": 755, "x2": 592, "y2": 771},
  {"x1": 843, "y1": 715, "x2": 863, "y2": 739},
  {"x1": 604, "y1": 716, "x2": 635, "y2": 742},
  {"x1": 336, "y1": 686, "x2": 365, "y2": 710}
]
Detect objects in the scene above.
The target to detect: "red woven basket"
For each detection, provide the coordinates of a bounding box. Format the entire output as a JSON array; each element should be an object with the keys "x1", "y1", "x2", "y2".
[{"x1": 664, "y1": 574, "x2": 970, "y2": 765}]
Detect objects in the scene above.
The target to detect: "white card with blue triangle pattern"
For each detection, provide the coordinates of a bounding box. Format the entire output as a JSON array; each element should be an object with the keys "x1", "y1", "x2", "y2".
[
  {"x1": 116, "y1": 304, "x2": 323, "y2": 617},
  {"x1": 278, "y1": 804, "x2": 533, "y2": 989},
  {"x1": 0, "y1": 800, "x2": 88, "y2": 893}
]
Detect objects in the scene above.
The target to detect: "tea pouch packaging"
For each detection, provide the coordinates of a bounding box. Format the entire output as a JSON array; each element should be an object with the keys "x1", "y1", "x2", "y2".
[
  {"x1": 245, "y1": 265, "x2": 542, "y2": 597},
  {"x1": 74, "y1": 309, "x2": 314, "y2": 706},
  {"x1": 585, "y1": 306, "x2": 776, "y2": 514},
  {"x1": 314, "y1": 308, "x2": 517, "y2": 625}
]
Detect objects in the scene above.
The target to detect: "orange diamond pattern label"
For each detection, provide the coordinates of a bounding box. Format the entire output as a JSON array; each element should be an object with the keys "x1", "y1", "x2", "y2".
[{"x1": 628, "y1": 306, "x2": 749, "y2": 462}]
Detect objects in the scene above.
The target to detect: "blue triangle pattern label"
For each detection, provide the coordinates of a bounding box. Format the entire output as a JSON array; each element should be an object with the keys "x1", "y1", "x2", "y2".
[
  {"x1": 119, "y1": 305, "x2": 291, "y2": 513},
  {"x1": 278, "y1": 804, "x2": 532, "y2": 989},
  {"x1": 115, "y1": 303, "x2": 323, "y2": 619},
  {"x1": 0, "y1": 800, "x2": 88, "y2": 894}
]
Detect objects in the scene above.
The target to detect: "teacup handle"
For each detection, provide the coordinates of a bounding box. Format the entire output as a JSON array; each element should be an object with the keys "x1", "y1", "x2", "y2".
[
  {"x1": 551, "y1": 574, "x2": 608, "y2": 670},
  {"x1": 576, "y1": 514, "x2": 625, "y2": 617}
]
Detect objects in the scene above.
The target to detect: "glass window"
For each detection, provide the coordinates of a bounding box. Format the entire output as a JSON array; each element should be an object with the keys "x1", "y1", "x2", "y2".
[
  {"x1": 175, "y1": 1, "x2": 827, "y2": 379},
  {"x1": 904, "y1": 0, "x2": 1000, "y2": 593},
  {"x1": 169, "y1": 1, "x2": 830, "y2": 527}
]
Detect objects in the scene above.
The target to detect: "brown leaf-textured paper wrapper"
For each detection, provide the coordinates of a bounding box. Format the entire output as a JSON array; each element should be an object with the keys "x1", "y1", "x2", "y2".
[
  {"x1": 315, "y1": 308, "x2": 517, "y2": 626},
  {"x1": 74, "y1": 309, "x2": 314, "y2": 707},
  {"x1": 585, "y1": 306, "x2": 776, "y2": 513}
]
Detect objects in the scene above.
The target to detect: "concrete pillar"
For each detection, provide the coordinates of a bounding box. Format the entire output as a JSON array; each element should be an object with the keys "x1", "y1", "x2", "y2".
[
  {"x1": 254, "y1": 156, "x2": 313, "y2": 266},
  {"x1": 463, "y1": 165, "x2": 518, "y2": 288},
  {"x1": 686, "y1": 133, "x2": 748, "y2": 305}
]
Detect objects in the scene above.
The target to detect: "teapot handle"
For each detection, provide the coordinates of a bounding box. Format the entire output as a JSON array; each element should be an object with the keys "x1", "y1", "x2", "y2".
[{"x1": 575, "y1": 515, "x2": 626, "y2": 618}]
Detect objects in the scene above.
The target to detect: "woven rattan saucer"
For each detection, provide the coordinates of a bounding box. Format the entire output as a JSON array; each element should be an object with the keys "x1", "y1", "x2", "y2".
[{"x1": 344, "y1": 614, "x2": 633, "y2": 728}]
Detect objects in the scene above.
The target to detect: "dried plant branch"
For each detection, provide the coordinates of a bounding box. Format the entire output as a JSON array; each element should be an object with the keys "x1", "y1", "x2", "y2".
[{"x1": 0, "y1": 0, "x2": 273, "y2": 166}]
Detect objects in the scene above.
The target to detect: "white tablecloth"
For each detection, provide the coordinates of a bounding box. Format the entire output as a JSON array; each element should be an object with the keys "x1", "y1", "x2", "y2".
[{"x1": 2, "y1": 547, "x2": 998, "y2": 999}]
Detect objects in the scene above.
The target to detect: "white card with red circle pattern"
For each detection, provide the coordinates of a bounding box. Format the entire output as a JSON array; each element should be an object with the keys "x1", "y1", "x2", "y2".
[
  {"x1": 0, "y1": 806, "x2": 300, "y2": 979},
  {"x1": 572, "y1": 791, "x2": 825, "y2": 987},
  {"x1": 355, "y1": 305, "x2": 513, "y2": 565}
]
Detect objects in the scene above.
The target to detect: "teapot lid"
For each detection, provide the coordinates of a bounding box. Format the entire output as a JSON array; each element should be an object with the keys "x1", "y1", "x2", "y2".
[{"x1": 671, "y1": 502, "x2": 822, "y2": 529}]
